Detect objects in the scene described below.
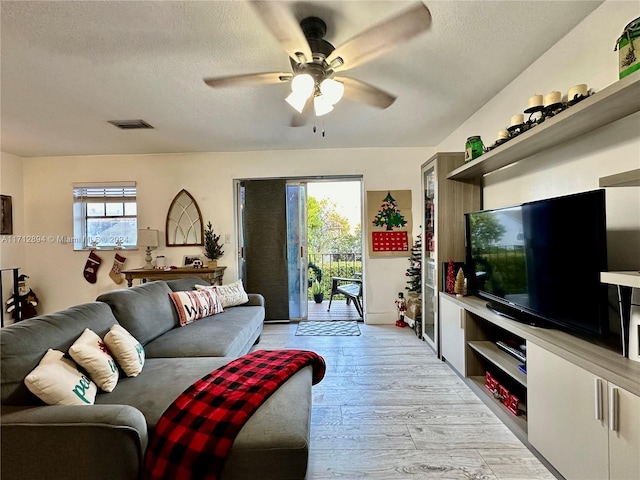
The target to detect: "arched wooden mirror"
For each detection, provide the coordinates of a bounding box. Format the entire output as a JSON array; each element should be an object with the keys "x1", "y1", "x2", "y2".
[{"x1": 166, "y1": 189, "x2": 204, "y2": 246}]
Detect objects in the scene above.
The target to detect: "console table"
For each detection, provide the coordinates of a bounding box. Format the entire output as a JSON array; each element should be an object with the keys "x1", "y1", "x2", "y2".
[{"x1": 122, "y1": 266, "x2": 226, "y2": 287}]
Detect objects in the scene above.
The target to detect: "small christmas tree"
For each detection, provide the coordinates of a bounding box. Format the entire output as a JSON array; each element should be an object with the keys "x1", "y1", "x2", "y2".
[
  {"x1": 446, "y1": 259, "x2": 456, "y2": 294},
  {"x1": 454, "y1": 268, "x2": 466, "y2": 296},
  {"x1": 405, "y1": 233, "x2": 422, "y2": 293},
  {"x1": 204, "y1": 222, "x2": 224, "y2": 262},
  {"x1": 372, "y1": 192, "x2": 408, "y2": 231}
]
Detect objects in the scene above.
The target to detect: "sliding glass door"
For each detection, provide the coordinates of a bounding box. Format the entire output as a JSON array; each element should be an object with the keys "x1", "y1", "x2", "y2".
[
  {"x1": 286, "y1": 183, "x2": 308, "y2": 320},
  {"x1": 236, "y1": 176, "x2": 361, "y2": 322},
  {"x1": 239, "y1": 179, "x2": 289, "y2": 321},
  {"x1": 236, "y1": 179, "x2": 308, "y2": 321}
]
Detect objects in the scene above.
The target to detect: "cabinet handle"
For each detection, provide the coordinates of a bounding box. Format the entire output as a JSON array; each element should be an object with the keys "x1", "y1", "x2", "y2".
[
  {"x1": 459, "y1": 309, "x2": 464, "y2": 329},
  {"x1": 609, "y1": 387, "x2": 619, "y2": 432},
  {"x1": 594, "y1": 378, "x2": 603, "y2": 421}
]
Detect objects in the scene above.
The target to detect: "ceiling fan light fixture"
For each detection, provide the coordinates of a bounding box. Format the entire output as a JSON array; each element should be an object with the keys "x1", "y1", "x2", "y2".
[
  {"x1": 320, "y1": 78, "x2": 344, "y2": 105},
  {"x1": 314, "y1": 94, "x2": 334, "y2": 116},
  {"x1": 290, "y1": 74, "x2": 314, "y2": 97},
  {"x1": 286, "y1": 73, "x2": 314, "y2": 112},
  {"x1": 285, "y1": 91, "x2": 309, "y2": 113}
]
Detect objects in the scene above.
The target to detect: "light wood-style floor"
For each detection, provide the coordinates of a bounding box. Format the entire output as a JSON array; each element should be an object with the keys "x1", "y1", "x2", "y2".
[{"x1": 255, "y1": 322, "x2": 557, "y2": 480}]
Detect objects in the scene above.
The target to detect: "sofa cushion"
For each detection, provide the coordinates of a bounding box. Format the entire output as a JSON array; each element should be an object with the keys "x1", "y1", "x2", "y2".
[
  {"x1": 97, "y1": 281, "x2": 179, "y2": 345},
  {"x1": 1, "y1": 302, "x2": 118, "y2": 406},
  {"x1": 143, "y1": 305, "x2": 264, "y2": 358},
  {"x1": 25, "y1": 349, "x2": 98, "y2": 406},
  {"x1": 197, "y1": 280, "x2": 249, "y2": 308},
  {"x1": 69, "y1": 328, "x2": 119, "y2": 392},
  {"x1": 168, "y1": 289, "x2": 223, "y2": 326},
  {"x1": 104, "y1": 324, "x2": 145, "y2": 377}
]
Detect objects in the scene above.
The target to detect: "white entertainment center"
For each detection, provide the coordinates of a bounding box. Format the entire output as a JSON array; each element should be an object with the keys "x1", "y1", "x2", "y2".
[
  {"x1": 440, "y1": 293, "x2": 640, "y2": 480},
  {"x1": 435, "y1": 72, "x2": 640, "y2": 480}
]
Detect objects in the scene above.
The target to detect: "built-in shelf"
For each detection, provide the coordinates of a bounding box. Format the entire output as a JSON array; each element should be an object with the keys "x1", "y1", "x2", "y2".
[
  {"x1": 444, "y1": 294, "x2": 640, "y2": 396},
  {"x1": 601, "y1": 271, "x2": 640, "y2": 288},
  {"x1": 467, "y1": 376, "x2": 528, "y2": 433},
  {"x1": 468, "y1": 340, "x2": 527, "y2": 387},
  {"x1": 447, "y1": 72, "x2": 640, "y2": 182},
  {"x1": 599, "y1": 169, "x2": 640, "y2": 187}
]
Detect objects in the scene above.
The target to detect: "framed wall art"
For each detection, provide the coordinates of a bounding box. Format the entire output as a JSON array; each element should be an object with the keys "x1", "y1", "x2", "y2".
[
  {"x1": 166, "y1": 189, "x2": 204, "y2": 246},
  {"x1": 1, "y1": 195, "x2": 13, "y2": 235}
]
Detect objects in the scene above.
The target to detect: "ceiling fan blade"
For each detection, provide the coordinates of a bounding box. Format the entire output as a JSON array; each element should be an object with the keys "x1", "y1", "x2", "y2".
[
  {"x1": 250, "y1": 1, "x2": 312, "y2": 63},
  {"x1": 203, "y1": 72, "x2": 292, "y2": 88},
  {"x1": 328, "y1": 2, "x2": 432, "y2": 71},
  {"x1": 336, "y1": 76, "x2": 396, "y2": 109}
]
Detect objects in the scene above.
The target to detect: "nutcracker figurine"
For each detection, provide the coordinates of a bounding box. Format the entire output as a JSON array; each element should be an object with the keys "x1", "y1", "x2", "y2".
[
  {"x1": 5, "y1": 274, "x2": 39, "y2": 322},
  {"x1": 395, "y1": 292, "x2": 408, "y2": 327}
]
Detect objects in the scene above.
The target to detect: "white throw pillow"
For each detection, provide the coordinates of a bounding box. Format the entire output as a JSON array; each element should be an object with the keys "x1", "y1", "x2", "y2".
[
  {"x1": 24, "y1": 349, "x2": 98, "y2": 405},
  {"x1": 69, "y1": 328, "x2": 119, "y2": 392},
  {"x1": 197, "y1": 279, "x2": 249, "y2": 308},
  {"x1": 169, "y1": 289, "x2": 223, "y2": 327},
  {"x1": 104, "y1": 324, "x2": 145, "y2": 377}
]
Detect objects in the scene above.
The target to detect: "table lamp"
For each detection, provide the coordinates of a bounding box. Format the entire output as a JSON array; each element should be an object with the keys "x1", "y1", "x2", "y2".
[{"x1": 137, "y1": 228, "x2": 159, "y2": 269}]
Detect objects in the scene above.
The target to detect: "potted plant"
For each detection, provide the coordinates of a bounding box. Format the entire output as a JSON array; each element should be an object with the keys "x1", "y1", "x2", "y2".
[
  {"x1": 203, "y1": 221, "x2": 224, "y2": 268},
  {"x1": 308, "y1": 262, "x2": 323, "y2": 288},
  {"x1": 311, "y1": 280, "x2": 324, "y2": 303}
]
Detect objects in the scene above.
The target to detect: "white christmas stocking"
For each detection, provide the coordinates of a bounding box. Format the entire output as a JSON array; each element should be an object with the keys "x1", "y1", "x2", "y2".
[{"x1": 109, "y1": 253, "x2": 127, "y2": 284}]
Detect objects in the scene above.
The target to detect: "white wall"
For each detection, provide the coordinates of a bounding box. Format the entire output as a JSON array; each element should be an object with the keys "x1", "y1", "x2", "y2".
[
  {"x1": 11, "y1": 147, "x2": 434, "y2": 321},
  {"x1": 438, "y1": 0, "x2": 640, "y2": 271},
  {"x1": 0, "y1": 151, "x2": 26, "y2": 325}
]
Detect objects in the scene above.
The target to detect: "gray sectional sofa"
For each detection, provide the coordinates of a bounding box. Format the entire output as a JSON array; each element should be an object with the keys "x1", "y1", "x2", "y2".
[{"x1": 0, "y1": 277, "x2": 313, "y2": 480}]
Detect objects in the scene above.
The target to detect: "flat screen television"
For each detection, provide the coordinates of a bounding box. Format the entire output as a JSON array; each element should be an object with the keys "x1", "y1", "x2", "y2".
[{"x1": 464, "y1": 189, "x2": 608, "y2": 339}]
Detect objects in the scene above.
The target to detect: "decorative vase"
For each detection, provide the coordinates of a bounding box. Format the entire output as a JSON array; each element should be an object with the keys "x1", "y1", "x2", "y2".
[{"x1": 207, "y1": 260, "x2": 217, "y2": 268}]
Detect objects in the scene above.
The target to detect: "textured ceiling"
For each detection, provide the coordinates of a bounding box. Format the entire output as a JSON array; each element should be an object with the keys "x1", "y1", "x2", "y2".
[{"x1": 1, "y1": 1, "x2": 603, "y2": 157}]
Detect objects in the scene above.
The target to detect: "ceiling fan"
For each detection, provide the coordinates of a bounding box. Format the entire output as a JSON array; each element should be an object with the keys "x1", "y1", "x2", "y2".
[{"x1": 203, "y1": 1, "x2": 432, "y2": 123}]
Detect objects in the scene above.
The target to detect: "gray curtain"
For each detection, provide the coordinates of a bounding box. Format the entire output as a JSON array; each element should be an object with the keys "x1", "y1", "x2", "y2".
[{"x1": 243, "y1": 179, "x2": 289, "y2": 320}]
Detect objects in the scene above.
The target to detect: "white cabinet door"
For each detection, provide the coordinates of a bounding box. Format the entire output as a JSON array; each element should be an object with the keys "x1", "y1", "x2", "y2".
[
  {"x1": 609, "y1": 383, "x2": 640, "y2": 480},
  {"x1": 439, "y1": 295, "x2": 466, "y2": 375},
  {"x1": 527, "y1": 342, "x2": 609, "y2": 480}
]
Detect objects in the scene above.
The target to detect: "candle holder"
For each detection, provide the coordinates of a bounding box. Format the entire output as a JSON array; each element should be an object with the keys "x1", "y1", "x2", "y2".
[
  {"x1": 567, "y1": 94, "x2": 585, "y2": 106},
  {"x1": 523, "y1": 104, "x2": 544, "y2": 115},
  {"x1": 486, "y1": 137, "x2": 509, "y2": 152},
  {"x1": 521, "y1": 104, "x2": 544, "y2": 129},
  {"x1": 544, "y1": 102, "x2": 565, "y2": 116},
  {"x1": 567, "y1": 89, "x2": 593, "y2": 106}
]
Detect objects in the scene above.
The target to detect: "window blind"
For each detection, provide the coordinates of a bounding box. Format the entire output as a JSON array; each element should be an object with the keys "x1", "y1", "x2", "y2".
[{"x1": 73, "y1": 182, "x2": 136, "y2": 202}]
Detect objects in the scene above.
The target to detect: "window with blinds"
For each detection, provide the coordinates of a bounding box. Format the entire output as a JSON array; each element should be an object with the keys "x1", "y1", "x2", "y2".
[{"x1": 72, "y1": 182, "x2": 137, "y2": 250}]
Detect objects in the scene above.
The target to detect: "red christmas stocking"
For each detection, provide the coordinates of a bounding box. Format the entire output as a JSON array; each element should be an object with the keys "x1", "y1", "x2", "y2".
[
  {"x1": 109, "y1": 253, "x2": 127, "y2": 284},
  {"x1": 83, "y1": 250, "x2": 102, "y2": 284}
]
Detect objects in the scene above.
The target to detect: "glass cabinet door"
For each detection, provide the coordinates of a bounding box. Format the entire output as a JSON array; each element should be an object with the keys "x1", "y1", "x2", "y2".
[{"x1": 422, "y1": 162, "x2": 437, "y2": 350}]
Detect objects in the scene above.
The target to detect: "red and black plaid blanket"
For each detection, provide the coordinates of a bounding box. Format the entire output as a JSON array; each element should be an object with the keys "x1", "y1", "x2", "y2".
[{"x1": 143, "y1": 349, "x2": 325, "y2": 480}]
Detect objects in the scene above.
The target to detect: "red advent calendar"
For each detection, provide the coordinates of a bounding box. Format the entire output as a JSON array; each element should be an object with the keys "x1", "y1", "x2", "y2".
[
  {"x1": 366, "y1": 190, "x2": 413, "y2": 257},
  {"x1": 371, "y1": 231, "x2": 409, "y2": 252}
]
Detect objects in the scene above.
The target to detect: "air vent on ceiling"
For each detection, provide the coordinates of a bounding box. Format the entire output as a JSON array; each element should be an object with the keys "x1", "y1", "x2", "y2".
[{"x1": 108, "y1": 119, "x2": 154, "y2": 130}]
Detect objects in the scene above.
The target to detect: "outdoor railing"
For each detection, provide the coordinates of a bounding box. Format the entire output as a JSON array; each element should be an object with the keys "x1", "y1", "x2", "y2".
[{"x1": 308, "y1": 252, "x2": 362, "y2": 298}]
